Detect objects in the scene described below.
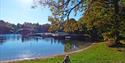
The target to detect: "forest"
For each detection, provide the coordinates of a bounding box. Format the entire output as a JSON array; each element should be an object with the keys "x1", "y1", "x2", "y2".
[
  {"x1": 0, "y1": 20, "x2": 50, "y2": 34},
  {"x1": 33, "y1": 0, "x2": 125, "y2": 46}
]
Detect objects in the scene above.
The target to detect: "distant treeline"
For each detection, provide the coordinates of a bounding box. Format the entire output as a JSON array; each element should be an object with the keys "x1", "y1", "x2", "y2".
[{"x1": 0, "y1": 20, "x2": 50, "y2": 34}]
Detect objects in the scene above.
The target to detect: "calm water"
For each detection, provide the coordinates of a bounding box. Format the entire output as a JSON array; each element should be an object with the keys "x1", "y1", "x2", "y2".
[{"x1": 0, "y1": 34, "x2": 90, "y2": 61}]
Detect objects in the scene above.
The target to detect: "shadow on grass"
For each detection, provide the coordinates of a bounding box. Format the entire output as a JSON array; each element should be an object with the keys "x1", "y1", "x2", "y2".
[{"x1": 111, "y1": 43, "x2": 125, "y2": 53}]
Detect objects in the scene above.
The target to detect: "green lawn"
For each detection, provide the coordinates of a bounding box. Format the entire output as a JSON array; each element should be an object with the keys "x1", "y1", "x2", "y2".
[{"x1": 11, "y1": 42, "x2": 125, "y2": 63}]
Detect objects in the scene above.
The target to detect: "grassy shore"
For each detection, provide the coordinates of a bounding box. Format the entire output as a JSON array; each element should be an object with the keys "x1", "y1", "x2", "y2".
[{"x1": 10, "y1": 42, "x2": 125, "y2": 63}]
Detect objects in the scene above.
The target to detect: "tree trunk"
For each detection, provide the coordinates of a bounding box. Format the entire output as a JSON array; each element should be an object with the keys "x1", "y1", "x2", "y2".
[
  {"x1": 113, "y1": 0, "x2": 120, "y2": 44},
  {"x1": 114, "y1": 30, "x2": 120, "y2": 44}
]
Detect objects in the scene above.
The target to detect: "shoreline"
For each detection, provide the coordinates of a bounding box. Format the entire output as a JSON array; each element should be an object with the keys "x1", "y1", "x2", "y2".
[{"x1": 1, "y1": 43, "x2": 95, "y2": 63}]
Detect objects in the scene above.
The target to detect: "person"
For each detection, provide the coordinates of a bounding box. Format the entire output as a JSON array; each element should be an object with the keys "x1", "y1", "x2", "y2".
[{"x1": 63, "y1": 55, "x2": 71, "y2": 63}]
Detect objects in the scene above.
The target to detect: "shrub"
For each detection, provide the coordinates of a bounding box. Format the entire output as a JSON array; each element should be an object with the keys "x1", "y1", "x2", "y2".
[
  {"x1": 103, "y1": 32, "x2": 116, "y2": 47},
  {"x1": 105, "y1": 39, "x2": 116, "y2": 47}
]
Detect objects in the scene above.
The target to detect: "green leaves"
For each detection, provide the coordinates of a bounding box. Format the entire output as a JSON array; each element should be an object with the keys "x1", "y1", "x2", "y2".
[{"x1": 35, "y1": 0, "x2": 125, "y2": 41}]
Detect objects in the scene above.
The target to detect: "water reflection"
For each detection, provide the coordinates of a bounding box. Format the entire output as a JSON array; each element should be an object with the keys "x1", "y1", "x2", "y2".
[
  {"x1": 0, "y1": 34, "x2": 91, "y2": 61},
  {"x1": 0, "y1": 34, "x2": 91, "y2": 52},
  {"x1": 0, "y1": 36, "x2": 6, "y2": 45}
]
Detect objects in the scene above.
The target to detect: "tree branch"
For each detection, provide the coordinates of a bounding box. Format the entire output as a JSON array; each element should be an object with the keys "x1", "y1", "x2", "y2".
[{"x1": 66, "y1": 0, "x2": 83, "y2": 20}]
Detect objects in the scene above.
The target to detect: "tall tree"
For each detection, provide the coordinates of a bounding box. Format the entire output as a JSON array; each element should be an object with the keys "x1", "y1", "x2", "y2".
[
  {"x1": 34, "y1": 0, "x2": 125, "y2": 43},
  {"x1": 33, "y1": 0, "x2": 86, "y2": 20},
  {"x1": 48, "y1": 16, "x2": 63, "y2": 32},
  {"x1": 0, "y1": 20, "x2": 13, "y2": 34},
  {"x1": 63, "y1": 18, "x2": 78, "y2": 33}
]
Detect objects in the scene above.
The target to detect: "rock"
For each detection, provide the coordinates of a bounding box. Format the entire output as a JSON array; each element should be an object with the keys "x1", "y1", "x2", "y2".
[{"x1": 63, "y1": 55, "x2": 71, "y2": 63}]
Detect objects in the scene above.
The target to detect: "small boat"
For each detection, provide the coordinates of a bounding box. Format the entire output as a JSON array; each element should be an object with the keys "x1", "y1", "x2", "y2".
[{"x1": 65, "y1": 36, "x2": 71, "y2": 39}]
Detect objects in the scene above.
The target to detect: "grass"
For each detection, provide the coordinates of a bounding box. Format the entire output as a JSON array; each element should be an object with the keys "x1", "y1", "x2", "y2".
[{"x1": 11, "y1": 42, "x2": 125, "y2": 63}]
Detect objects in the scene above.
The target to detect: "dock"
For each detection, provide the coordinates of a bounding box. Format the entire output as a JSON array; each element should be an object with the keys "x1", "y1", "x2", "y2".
[{"x1": 29, "y1": 32, "x2": 89, "y2": 40}]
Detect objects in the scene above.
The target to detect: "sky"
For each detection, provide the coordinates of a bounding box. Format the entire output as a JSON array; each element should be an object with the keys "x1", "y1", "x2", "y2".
[{"x1": 0, "y1": 0, "x2": 82, "y2": 24}]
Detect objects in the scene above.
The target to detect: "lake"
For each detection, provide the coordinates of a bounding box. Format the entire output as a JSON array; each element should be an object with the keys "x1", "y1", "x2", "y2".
[{"x1": 0, "y1": 34, "x2": 91, "y2": 61}]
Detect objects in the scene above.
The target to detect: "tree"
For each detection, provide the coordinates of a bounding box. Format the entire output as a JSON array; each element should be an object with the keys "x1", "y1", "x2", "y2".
[
  {"x1": 40, "y1": 24, "x2": 50, "y2": 33},
  {"x1": 48, "y1": 16, "x2": 63, "y2": 32},
  {"x1": 63, "y1": 18, "x2": 87, "y2": 34},
  {"x1": 34, "y1": 0, "x2": 125, "y2": 43},
  {"x1": 0, "y1": 20, "x2": 13, "y2": 34},
  {"x1": 63, "y1": 18, "x2": 78, "y2": 33},
  {"x1": 33, "y1": 0, "x2": 86, "y2": 20},
  {"x1": 82, "y1": 0, "x2": 125, "y2": 43}
]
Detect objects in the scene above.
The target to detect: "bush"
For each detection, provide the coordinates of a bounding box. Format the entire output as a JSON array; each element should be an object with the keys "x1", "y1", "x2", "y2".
[
  {"x1": 103, "y1": 32, "x2": 116, "y2": 47},
  {"x1": 105, "y1": 39, "x2": 116, "y2": 47}
]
